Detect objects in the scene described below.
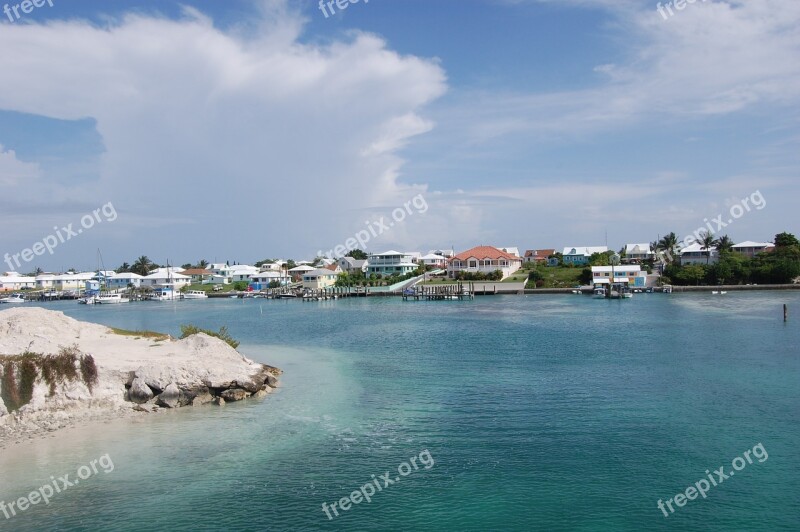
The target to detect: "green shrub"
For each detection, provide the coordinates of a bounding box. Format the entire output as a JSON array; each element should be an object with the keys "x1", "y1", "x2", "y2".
[{"x1": 180, "y1": 324, "x2": 240, "y2": 349}]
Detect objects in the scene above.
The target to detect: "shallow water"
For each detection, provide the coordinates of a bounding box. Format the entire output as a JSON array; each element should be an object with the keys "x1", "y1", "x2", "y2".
[{"x1": 1, "y1": 293, "x2": 798, "y2": 531}]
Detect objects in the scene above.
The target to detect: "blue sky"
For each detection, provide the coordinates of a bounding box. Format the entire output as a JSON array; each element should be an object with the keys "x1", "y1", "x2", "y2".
[{"x1": 1, "y1": 0, "x2": 798, "y2": 271}]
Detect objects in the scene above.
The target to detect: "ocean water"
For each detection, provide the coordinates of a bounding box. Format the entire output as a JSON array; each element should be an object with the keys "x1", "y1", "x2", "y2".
[{"x1": 1, "y1": 293, "x2": 798, "y2": 531}]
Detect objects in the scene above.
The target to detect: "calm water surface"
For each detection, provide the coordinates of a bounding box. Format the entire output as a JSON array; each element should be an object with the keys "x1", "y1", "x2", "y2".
[{"x1": 1, "y1": 293, "x2": 798, "y2": 531}]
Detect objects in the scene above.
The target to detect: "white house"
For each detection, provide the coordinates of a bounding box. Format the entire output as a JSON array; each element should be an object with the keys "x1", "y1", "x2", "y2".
[
  {"x1": 141, "y1": 271, "x2": 191, "y2": 288},
  {"x1": 500, "y1": 247, "x2": 520, "y2": 258},
  {"x1": 680, "y1": 243, "x2": 718, "y2": 265},
  {"x1": 732, "y1": 241, "x2": 774, "y2": 258},
  {"x1": 591, "y1": 265, "x2": 647, "y2": 288},
  {"x1": 230, "y1": 265, "x2": 259, "y2": 283},
  {"x1": 289, "y1": 264, "x2": 316, "y2": 279},
  {"x1": 35, "y1": 274, "x2": 59, "y2": 289},
  {"x1": 562, "y1": 246, "x2": 609, "y2": 265},
  {"x1": 55, "y1": 272, "x2": 95, "y2": 291},
  {"x1": 624, "y1": 243, "x2": 654, "y2": 263},
  {"x1": 367, "y1": 251, "x2": 418, "y2": 276},
  {"x1": 250, "y1": 270, "x2": 291, "y2": 288},
  {"x1": 108, "y1": 272, "x2": 143, "y2": 289},
  {"x1": 302, "y1": 268, "x2": 339, "y2": 290},
  {"x1": 419, "y1": 253, "x2": 448, "y2": 268},
  {"x1": 447, "y1": 246, "x2": 523, "y2": 280},
  {"x1": 338, "y1": 256, "x2": 368, "y2": 274},
  {"x1": 0, "y1": 275, "x2": 36, "y2": 291}
]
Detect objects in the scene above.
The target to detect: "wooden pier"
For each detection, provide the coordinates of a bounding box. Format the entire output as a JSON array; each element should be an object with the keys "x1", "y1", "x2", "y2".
[{"x1": 401, "y1": 283, "x2": 476, "y2": 301}]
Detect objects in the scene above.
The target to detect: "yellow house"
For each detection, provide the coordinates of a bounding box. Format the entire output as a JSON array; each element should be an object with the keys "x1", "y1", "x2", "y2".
[{"x1": 302, "y1": 268, "x2": 339, "y2": 290}]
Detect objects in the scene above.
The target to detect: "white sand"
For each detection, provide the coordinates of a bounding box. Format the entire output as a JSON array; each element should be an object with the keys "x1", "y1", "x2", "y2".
[{"x1": 0, "y1": 307, "x2": 279, "y2": 448}]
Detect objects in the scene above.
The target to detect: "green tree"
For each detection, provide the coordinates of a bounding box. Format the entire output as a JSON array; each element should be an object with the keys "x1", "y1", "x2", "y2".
[
  {"x1": 774, "y1": 232, "x2": 799, "y2": 248},
  {"x1": 698, "y1": 231, "x2": 716, "y2": 265},
  {"x1": 715, "y1": 235, "x2": 734, "y2": 255},
  {"x1": 657, "y1": 232, "x2": 680, "y2": 262},
  {"x1": 131, "y1": 256, "x2": 153, "y2": 276},
  {"x1": 347, "y1": 249, "x2": 368, "y2": 260}
]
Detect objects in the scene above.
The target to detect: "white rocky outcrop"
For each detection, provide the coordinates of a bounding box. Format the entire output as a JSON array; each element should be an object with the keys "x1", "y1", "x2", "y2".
[{"x1": 0, "y1": 307, "x2": 280, "y2": 447}]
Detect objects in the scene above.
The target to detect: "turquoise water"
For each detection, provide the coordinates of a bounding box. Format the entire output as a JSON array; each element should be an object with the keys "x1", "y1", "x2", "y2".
[{"x1": 1, "y1": 293, "x2": 798, "y2": 531}]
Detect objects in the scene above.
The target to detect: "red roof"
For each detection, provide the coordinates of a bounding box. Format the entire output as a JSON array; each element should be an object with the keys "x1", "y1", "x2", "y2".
[
  {"x1": 524, "y1": 249, "x2": 555, "y2": 260},
  {"x1": 324, "y1": 264, "x2": 339, "y2": 271},
  {"x1": 452, "y1": 246, "x2": 521, "y2": 261}
]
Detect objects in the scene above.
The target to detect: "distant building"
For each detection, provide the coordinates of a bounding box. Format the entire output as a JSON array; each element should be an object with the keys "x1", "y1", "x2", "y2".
[
  {"x1": 302, "y1": 268, "x2": 339, "y2": 290},
  {"x1": 679, "y1": 243, "x2": 718, "y2": 265},
  {"x1": 0, "y1": 275, "x2": 35, "y2": 291},
  {"x1": 448, "y1": 246, "x2": 523, "y2": 280},
  {"x1": 732, "y1": 241, "x2": 774, "y2": 258},
  {"x1": 591, "y1": 265, "x2": 647, "y2": 288},
  {"x1": 337, "y1": 256, "x2": 368, "y2": 274},
  {"x1": 523, "y1": 249, "x2": 556, "y2": 264},
  {"x1": 624, "y1": 243, "x2": 654, "y2": 263},
  {"x1": 181, "y1": 268, "x2": 213, "y2": 284},
  {"x1": 108, "y1": 272, "x2": 143, "y2": 289},
  {"x1": 367, "y1": 250, "x2": 418, "y2": 276},
  {"x1": 562, "y1": 246, "x2": 609, "y2": 265},
  {"x1": 419, "y1": 253, "x2": 448, "y2": 268},
  {"x1": 249, "y1": 270, "x2": 291, "y2": 289},
  {"x1": 500, "y1": 247, "x2": 520, "y2": 258}
]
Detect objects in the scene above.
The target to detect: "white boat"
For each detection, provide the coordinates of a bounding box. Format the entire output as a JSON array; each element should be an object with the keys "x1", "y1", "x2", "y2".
[
  {"x1": 593, "y1": 287, "x2": 607, "y2": 299},
  {"x1": 712, "y1": 291, "x2": 719, "y2": 295},
  {"x1": 720, "y1": 291, "x2": 727, "y2": 295},
  {"x1": 148, "y1": 286, "x2": 180, "y2": 301},
  {"x1": 0, "y1": 294, "x2": 27, "y2": 304},
  {"x1": 96, "y1": 293, "x2": 130, "y2": 304},
  {"x1": 181, "y1": 290, "x2": 208, "y2": 300},
  {"x1": 662, "y1": 285, "x2": 673, "y2": 294}
]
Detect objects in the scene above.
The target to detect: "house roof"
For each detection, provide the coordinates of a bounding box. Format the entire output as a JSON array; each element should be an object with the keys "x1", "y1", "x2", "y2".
[
  {"x1": 304, "y1": 268, "x2": 339, "y2": 277},
  {"x1": 452, "y1": 246, "x2": 521, "y2": 261},
  {"x1": 181, "y1": 268, "x2": 212, "y2": 275},
  {"x1": 420, "y1": 253, "x2": 446, "y2": 260},
  {"x1": 524, "y1": 249, "x2": 556, "y2": 259},
  {"x1": 562, "y1": 246, "x2": 608, "y2": 256},
  {"x1": 592, "y1": 265, "x2": 642, "y2": 273},
  {"x1": 289, "y1": 265, "x2": 315, "y2": 272},
  {"x1": 324, "y1": 264, "x2": 340, "y2": 271},
  {"x1": 680, "y1": 243, "x2": 717, "y2": 254},
  {"x1": 625, "y1": 243, "x2": 653, "y2": 254},
  {"x1": 733, "y1": 241, "x2": 773, "y2": 248},
  {"x1": 111, "y1": 272, "x2": 143, "y2": 279},
  {"x1": 501, "y1": 247, "x2": 520, "y2": 257}
]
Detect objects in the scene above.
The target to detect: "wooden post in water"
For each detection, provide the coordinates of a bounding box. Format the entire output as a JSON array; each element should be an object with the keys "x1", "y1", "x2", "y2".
[{"x1": 785, "y1": 304, "x2": 788, "y2": 322}]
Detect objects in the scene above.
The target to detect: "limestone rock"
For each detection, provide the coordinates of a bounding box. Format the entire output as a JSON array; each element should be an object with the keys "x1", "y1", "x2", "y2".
[
  {"x1": 265, "y1": 373, "x2": 279, "y2": 388},
  {"x1": 213, "y1": 396, "x2": 226, "y2": 406},
  {"x1": 129, "y1": 377, "x2": 154, "y2": 404},
  {"x1": 156, "y1": 383, "x2": 181, "y2": 408},
  {"x1": 220, "y1": 388, "x2": 249, "y2": 402}
]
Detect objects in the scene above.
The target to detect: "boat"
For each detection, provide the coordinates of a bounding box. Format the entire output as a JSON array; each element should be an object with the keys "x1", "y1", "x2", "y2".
[
  {"x1": 712, "y1": 291, "x2": 719, "y2": 295},
  {"x1": 148, "y1": 286, "x2": 180, "y2": 301},
  {"x1": 95, "y1": 293, "x2": 130, "y2": 304},
  {"x1": 662, "y1": 285, "x2": 673, "y2": 294},
  {"x1": 720, "y1": 291, "x2": 727, "y2": 295},
  {"x1": 593, "y1": 286, "x2": 607, "y2": 299},
  {"x1": 181, "y1": 290, "x2": 208, "y2": 300},
  {"x1": 0, "y1": 294, "x2": 27, "y2": 304}
]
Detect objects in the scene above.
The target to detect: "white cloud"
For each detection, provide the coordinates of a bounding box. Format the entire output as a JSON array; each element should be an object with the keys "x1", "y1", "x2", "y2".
[
  {"x1": 0, "y1": 145, "x2": 41, "y2": 186},
  {"x1": 0, "y1": 1, "x2": 448, "y2": 263}
]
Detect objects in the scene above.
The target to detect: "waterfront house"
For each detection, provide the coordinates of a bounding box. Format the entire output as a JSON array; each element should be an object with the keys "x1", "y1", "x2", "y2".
[
  {"x1": 289, "y1": 264, "x2": 315, "y2": 281},
  {"x1": 562, "y1": 246, "x2": 609, "y2": 265},
  {"x1": 249, "y1": 270, "x2": 291, "y2": 289},
  {"x1": 419, "y1": 253, "x2": 448, "y2": 268},
  {"x1": 55, "y1": 272, "x2": 95, "y2": 291},
  {"x1": 523, "y1": 249, "x2": 556, "y2": 264},
  {"x1": 35, "y1": 274, "x2": 59, "y2": 290},
  {"x1": 181, "y1": 268, "x2": 213, "y2": 284},
  {"x1": 591, "y1": 265, "x2": 647, "y2": 288},
  {"x1": 447, "y1": 246, "x2": 523, "y2": 280},
  {"x1": 679, "y1": 243, "x2": 718, "y2": 265},
  {"x1": 302, "y1": 268, "x2": 339, "y2": 290},
  {"x1": 0, "y1": 274, "x2": 36, "y2": 291},
  {"x1": 141, "y1": 271, "x2": 191, "y2": 288},
  {"x1": 230, "y1": 265, "x2": 259, "y2": 283},
  {"x1": 367, "y1": 250, "x2": 419, "y2": 276},
  {"x1": 624, "y1": 243, "x2": 655, "y2": 263},
  {"x1": 732, "y1": 241, "x2": 774, "y2": 258},
  {"x1": 337, "y1": 256, "x2": 368, "y2": 274},
  {"x1": 108, "y1": 272, "x2": 143, "y2": 289}
]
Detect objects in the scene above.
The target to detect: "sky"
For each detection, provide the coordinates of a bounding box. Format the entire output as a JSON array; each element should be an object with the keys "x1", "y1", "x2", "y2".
[{"x1": 0, "y1": 0, "x2": 798, "y2": 272}]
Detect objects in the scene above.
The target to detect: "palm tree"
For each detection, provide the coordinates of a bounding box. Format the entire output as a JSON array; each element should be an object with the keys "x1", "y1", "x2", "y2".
[
  {"x1": 116, "y1": 262, "x2": 131, "y2": 273},
  {"x1": 698, "y1": 231, "x2": 716, "y2": 264},
  {"x1": 197, "y1": 259, "x2": 209, "y2": 269},
  {"x1": 657, "y1": 232, "x2": 679, "y2": 262},
  {"x1": 131, "y1": 256, "x2": 153, "y2": 276},
  {"x1": 715, "y1": 235, "x2": 734, "y2": 255}
]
